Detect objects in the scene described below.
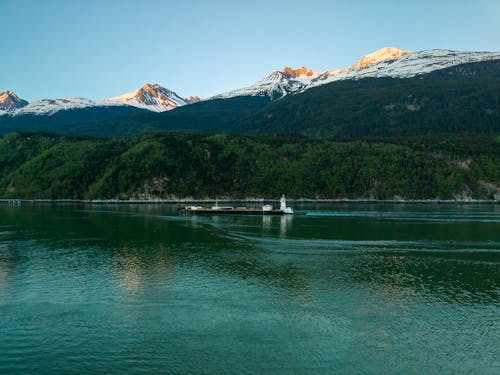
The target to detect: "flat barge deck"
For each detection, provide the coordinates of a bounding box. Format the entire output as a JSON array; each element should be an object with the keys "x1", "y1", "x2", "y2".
[{"x1": 180, "y1": 195, "x2": 294, "y2": 216}]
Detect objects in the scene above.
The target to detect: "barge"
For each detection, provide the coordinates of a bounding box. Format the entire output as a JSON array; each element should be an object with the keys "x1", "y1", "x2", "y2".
[{"x1": 180, "y1": 195, "x2": 294, "y2": 216}]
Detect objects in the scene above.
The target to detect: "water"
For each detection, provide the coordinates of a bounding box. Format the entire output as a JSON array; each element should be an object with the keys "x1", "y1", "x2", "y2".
[{"x1": 0, "y1": 203, "x2": 498, "y2": 374}]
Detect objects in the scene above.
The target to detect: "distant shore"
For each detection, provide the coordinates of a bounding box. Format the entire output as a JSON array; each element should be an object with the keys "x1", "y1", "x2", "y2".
[{"x1": 0, "y1": 198, "x2": 498, "y2": 205}]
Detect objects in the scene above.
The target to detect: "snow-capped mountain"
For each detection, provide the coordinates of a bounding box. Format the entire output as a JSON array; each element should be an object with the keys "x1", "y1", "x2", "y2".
[
  {"x1": 0, "y1": 83, "x2": 201, "y2": 117},
  {"x1": 3, "y1": 47, "x2": 499, "y2": 117},
  {"x1": 0, "y1": 91, "x2": 28, "y2": 112},
  {"x1": 212, "y1": 70, "x2": 309, "y2": 100},
  {"x1": 109, "y1": 83, "x2": 198, "y2": 112},
  {"x1": 282, "y1": 66, "x2": 321, "y2": 82},
  {"x1": 212, "y1": 47, "x2": 500, "y2": 100},
  {"x1": 3, "y1": 97, "x2": 126, "y2": 116},
  {"x1": 311, "y1": 48, "x2": 500, "y2": 86},
  {"x1": 211, "y1": 48, "x2": 411, "y2": 100},
  {"x1": 348, "y1": 47, "x2": 411, "y2": 71}
]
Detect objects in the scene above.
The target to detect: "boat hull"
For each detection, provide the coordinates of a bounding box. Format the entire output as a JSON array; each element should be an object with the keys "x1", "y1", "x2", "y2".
[{"x1": 180, "y1": 208, "x2": 285, "y2": 216}]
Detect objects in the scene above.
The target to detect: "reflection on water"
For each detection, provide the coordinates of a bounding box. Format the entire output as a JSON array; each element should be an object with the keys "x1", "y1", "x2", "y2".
[
  {"x1": 114, "y1": 243, "x2": 175, "y2": 294},
  {"x1": 0, "y1": 248, "x2": 11, "y2": 299},
  {"x1": 280, "y1": 215, "x2": 293, "y2": 238},
  {"x1": 262, "y1": 215, "x2": 271, "y2": 230},
  {"x1": 0, "y1": 203, "x2": 498, "y2": 374},
  {"x1": 116, "y1": 248, "x2": 143, "y2": 290},
  {"x1": 260, "y1": 215, "x2": 294, "y2": 237}
]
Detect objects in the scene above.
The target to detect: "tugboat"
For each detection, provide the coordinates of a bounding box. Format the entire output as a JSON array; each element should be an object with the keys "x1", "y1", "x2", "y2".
[{"x1": 180, "y1": 195, "x2": 294, "y2": 216}]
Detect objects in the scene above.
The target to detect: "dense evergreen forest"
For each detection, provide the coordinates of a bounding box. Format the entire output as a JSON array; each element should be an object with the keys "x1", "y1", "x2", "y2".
[{"x1": 0, "y1": 132, "x2": 498, "y2": 200}]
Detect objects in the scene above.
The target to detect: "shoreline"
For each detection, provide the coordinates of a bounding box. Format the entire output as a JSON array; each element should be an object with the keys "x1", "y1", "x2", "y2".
[{"x1": 0, "y1": 198, "x2": 498, "y2": 205}]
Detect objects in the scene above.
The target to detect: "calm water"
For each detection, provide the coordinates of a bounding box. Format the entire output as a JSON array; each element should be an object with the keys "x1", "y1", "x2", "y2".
[{"x1": 0, "y1": 203, "x2": 498, "y2": 374}]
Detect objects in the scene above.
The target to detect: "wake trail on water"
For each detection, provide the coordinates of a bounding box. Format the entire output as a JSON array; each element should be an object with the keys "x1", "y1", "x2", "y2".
[{"x1": 303, "y1": 210, "x2": 500, "y2": 223}]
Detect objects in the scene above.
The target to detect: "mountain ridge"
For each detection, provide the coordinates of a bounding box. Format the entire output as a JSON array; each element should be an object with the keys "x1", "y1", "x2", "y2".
[
  {"x1": 1, "y1": 59, "x2": 498, "y2": 138},
  {"x1": 211, "y1": 47, "x2": 500, "y2": 100},
  {"x1": 0, "y1": 83, "x2": 198, "y2": 117},
  {"x1": 2, "y1": 47, "x2": 499, "y2": 116},
  {"x1": 1, "y1": 48, "x2": 499, "y2": 139}
]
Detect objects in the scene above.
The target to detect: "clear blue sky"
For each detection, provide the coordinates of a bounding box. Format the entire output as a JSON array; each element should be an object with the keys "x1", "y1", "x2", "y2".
[{"x1": 2, "y1": 0, "x2": 499, "y2": 102}]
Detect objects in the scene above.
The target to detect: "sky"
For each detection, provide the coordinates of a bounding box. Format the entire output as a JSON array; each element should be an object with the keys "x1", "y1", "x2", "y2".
[{"x1": 2, "y1": 0, "x2": 499, "y2": 102}]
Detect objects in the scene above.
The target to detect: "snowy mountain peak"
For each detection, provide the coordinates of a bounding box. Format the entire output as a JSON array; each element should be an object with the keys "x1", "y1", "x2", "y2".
[
  {"x1": 263, "y1": 71, "x2": 290, "y2": 82},
  {"x1": 109, "y1": 83, "x2": 193, "y2": 112},
  {"x1": 212, "y1": 47, "x2": 500, "y2": 101},
  {"x1": 212, "y1": 48, "x2": 413, "y2": 101},
  {"x1": 6, "y1": 97, "x2": 125, "y2": 116},
  {"x1": 212, "y1": 70, "x2": 307, "y2": 100},
  {"x1": 186, "y1": 96, "x2": 202, "y2": 104},
  {"x1": 0, "y1": 90, "x2": 28, "y2": 111},
  {"x1": 282, "y1": 66, "x2": 320, "y2": 79},
  {"x1": 349, "y1": 47, "x2": 411, "y2": 71},
  {"x1": 311, "y1": 48, "x2": 500, "y2": 87},
  {"x1": 140, "y1": 83, "x2": 164, "y2": 94}
]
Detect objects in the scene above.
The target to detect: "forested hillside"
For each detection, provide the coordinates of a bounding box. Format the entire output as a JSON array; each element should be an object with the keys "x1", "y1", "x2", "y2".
[
  {"x1": 0, "y1": 105, "x2": 147, "y2": 135},
  {"x1": 236, "y1": 60, "x2": 500, "y2": 137},
  {"x1": 1, "y1": 60, "x2": 498, "y2": 139},
  {"x1": 1, "y1": 132, "x2": 498, "y2": 200}
]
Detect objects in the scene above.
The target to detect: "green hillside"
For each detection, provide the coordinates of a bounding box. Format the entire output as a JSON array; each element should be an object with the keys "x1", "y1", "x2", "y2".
[
  {"x1": 236, "y1": 60, "x2": 500, "y2": 137},
  {"x1": 1, "y1": 132, "x2": 498, "y2": 200}
]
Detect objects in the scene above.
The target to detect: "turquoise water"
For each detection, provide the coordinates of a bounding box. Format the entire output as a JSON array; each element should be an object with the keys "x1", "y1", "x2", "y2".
[{"x1": 0, "y1": 203, "x2": 498, "y2": 374}]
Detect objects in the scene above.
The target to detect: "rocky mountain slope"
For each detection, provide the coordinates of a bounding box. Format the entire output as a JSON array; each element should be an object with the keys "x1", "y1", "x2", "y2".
[
  {"x1": 109, "y1": 83, "x2": 200, "y2": 112},
  {"x1": 0, "y1": 91, "x2": 28, "y2": 113}
]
